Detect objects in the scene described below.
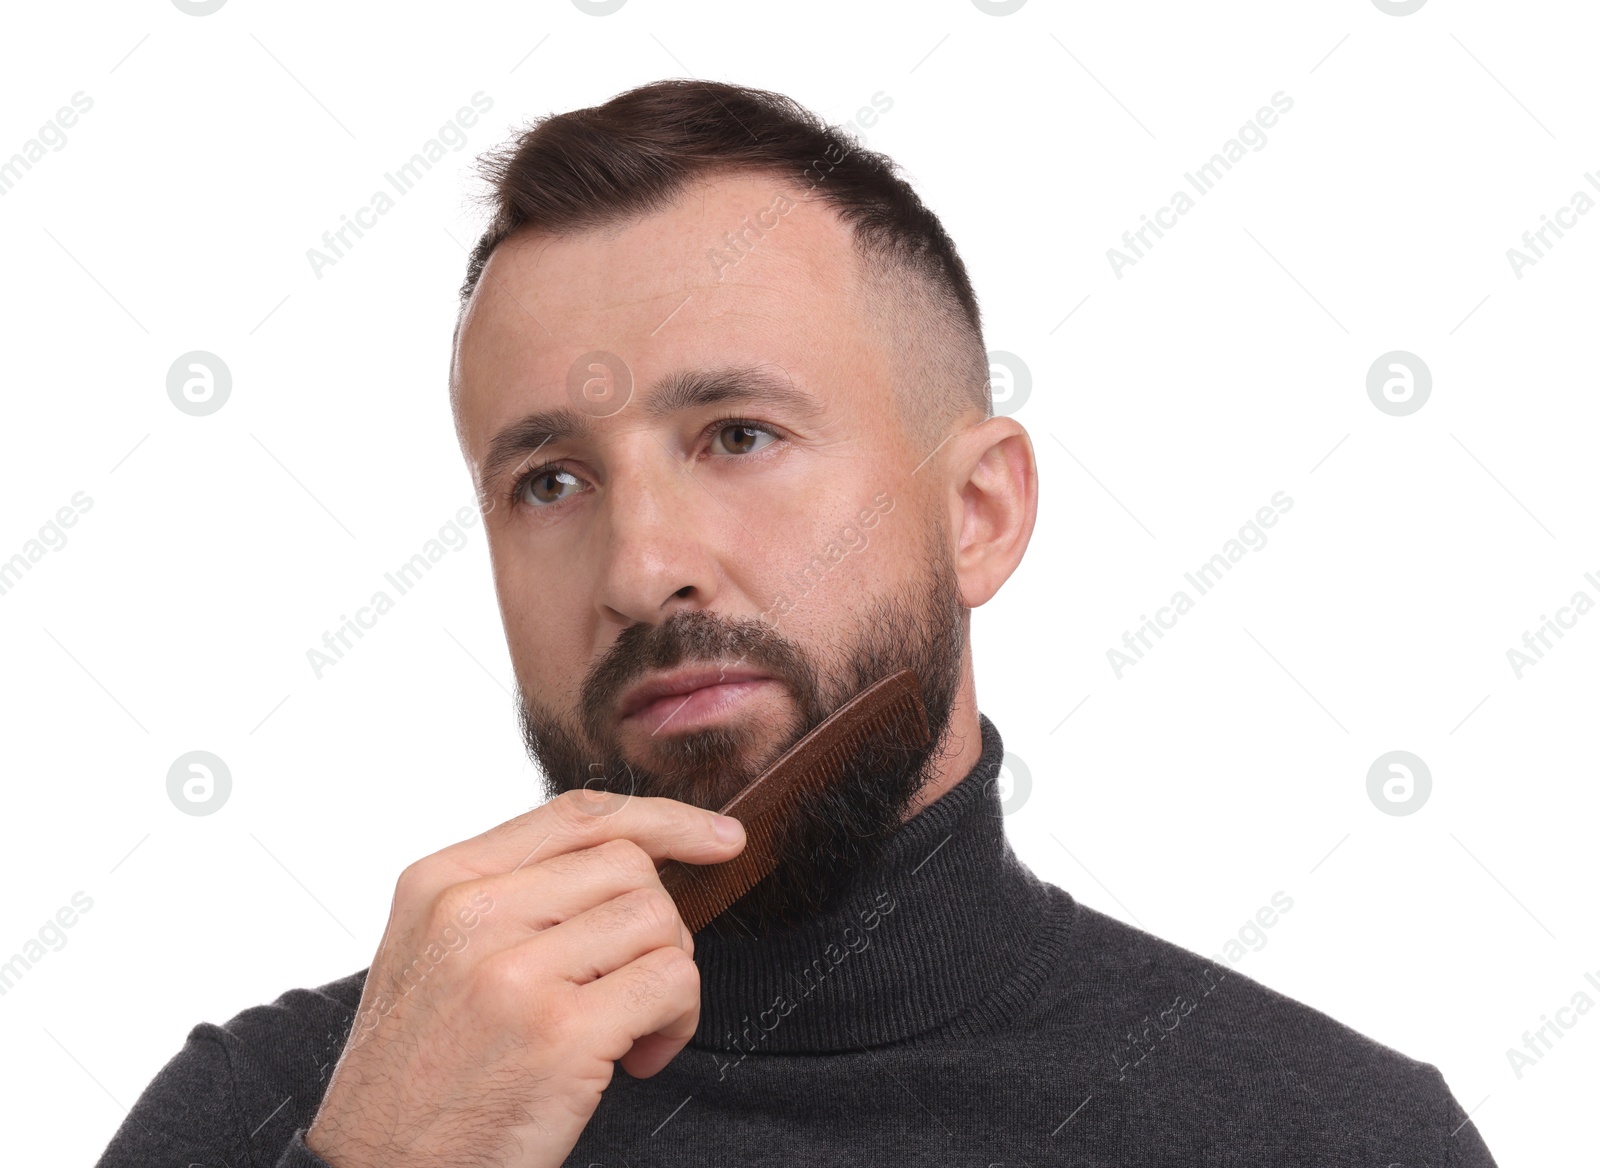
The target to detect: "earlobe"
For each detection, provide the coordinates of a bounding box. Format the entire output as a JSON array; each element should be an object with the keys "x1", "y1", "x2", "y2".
[{"x1": 952, "y1": 419, "x2": 1038, "y2": 608}]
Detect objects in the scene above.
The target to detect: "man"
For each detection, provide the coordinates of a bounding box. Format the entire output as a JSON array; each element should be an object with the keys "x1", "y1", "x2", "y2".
[{"x1": 96, "y1": 79, "x2": 1496, "y2": 1167}]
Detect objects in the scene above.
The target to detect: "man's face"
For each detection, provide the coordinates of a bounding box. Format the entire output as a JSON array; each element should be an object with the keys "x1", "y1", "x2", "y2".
[{"x1": 452, "y1": 173, "x2": 969, "y2": 928}]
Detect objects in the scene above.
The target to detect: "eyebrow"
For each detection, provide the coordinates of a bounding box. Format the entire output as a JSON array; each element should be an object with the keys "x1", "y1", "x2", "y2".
[{"x1": 478, "y1": 365, "x2": 825, "y2": 491}]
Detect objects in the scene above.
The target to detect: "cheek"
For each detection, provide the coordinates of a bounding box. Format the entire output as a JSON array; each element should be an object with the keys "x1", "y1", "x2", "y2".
[
  {"x1": 491, "y1": 547, "x2": 588, "y2": 700},
  {"x1": 753, "y1": 500, "x2": 920, "y2": 636}
]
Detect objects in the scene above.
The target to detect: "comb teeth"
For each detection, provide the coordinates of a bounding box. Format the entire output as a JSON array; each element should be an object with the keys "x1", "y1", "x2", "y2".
[{"x1": 659, "y1": 669, "x2": 929, "y2": 934}]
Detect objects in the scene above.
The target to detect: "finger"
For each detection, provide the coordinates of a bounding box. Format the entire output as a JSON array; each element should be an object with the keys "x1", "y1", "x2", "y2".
[
  {"x1": 586, "y1": 946, "x2": 703, "y2": 1077},
  {"x1": 440, "y1": 790, "x2": 745, "y2": 882},
  {"x1": 441, "y1": 839, "x2": 696, "y2": 943},
  {"x1": 531, "y1": 885, "x2": 691, "y2": 986}
]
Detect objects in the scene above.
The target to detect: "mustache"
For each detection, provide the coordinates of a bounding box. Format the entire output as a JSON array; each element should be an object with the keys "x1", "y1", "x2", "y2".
[{"x1": 579, "y1": 609, "x2": 819, "y2": 740}]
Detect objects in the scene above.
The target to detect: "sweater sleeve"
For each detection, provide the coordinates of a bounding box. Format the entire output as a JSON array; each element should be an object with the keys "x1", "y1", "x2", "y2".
[
  {"x1": 94, "y1": 970, "x2": 367, "y2": 1168},
  {"x1": 92, "y1": 1031, "x2": 256, "y2": 1167},
  {"x1": 92, "y1": 1027, "x2": 341, "y2": 1168}
]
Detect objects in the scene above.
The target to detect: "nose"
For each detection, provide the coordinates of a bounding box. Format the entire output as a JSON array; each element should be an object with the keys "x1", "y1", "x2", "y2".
[{"x1": 592, "y1": 438, "x2": 724, "y2": 626}]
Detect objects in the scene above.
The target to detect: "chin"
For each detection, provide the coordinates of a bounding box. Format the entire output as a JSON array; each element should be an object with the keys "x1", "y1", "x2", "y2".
[{"x1": 613, "y1": 723, "x2": 786, "y2": 810}]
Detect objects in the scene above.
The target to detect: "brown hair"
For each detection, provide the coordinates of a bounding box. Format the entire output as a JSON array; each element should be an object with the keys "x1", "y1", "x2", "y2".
[{"x1": 457, "y1": 79, "x2": 992, "y2": 438}]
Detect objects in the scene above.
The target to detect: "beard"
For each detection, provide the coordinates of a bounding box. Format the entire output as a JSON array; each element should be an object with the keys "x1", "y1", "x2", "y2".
[{"x1": 515, "y1": 530, "x2": 967, "y2": 934}]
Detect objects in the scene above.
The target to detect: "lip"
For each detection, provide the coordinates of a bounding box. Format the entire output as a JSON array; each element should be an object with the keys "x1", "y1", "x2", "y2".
[{"x1": 617, "y1": 665, "x2": 777, "y2": 722}]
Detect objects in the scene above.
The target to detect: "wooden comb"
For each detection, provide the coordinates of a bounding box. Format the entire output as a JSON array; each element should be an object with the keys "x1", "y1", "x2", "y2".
[{"x1": 658, "y1": 668, "x2": 929, "y2": 934}]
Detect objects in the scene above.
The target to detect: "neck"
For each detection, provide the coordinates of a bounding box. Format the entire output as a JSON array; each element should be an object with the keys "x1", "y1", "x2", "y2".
[
  {"x1": 901, "y1": 658, "x2": 982, "y2": 820},
  {"x1": 690, "y1": 712, "x2": 1063, "y2": 1054}
]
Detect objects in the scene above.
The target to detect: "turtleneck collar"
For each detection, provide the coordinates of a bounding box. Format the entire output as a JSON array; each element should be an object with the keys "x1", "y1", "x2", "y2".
[{"x1": 689, "y1": 712, "x2": 1065, "y2": 1054}]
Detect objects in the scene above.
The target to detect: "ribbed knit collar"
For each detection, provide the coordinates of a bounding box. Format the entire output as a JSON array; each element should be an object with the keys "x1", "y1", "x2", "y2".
[{"x1": 690, "y1": 713, "x2": 1059, "y2": 1054}]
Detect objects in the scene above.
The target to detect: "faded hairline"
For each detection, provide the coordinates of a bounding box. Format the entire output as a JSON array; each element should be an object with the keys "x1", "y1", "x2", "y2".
[{"x1": 449, "y1": 180, "x2": 992, "y2": 456}]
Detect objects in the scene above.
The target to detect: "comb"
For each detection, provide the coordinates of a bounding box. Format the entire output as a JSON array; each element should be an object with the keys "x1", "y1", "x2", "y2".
[{"x1": 658, "y1": 668, "x2": 929, "y2": 934}]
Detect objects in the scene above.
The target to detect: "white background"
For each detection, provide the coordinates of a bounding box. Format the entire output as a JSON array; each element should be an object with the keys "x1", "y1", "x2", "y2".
[{"x1": 1, "y1": 0, "x2": 1594, "y2": 1162}]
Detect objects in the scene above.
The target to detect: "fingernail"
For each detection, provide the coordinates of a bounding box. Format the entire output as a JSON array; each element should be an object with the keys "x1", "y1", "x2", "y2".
[{"x1": 711, "y1": 814, "x2": 743, "y2": 843}]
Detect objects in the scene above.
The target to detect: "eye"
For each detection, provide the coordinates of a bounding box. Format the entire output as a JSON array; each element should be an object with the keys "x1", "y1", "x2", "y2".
[
  {"x1": 518, "y1": 467, "x2": 585, "y2": 508},
  {"x1": 506, "y1": 418, "x2": 782, "y2": 514},
  {"x1": 711, "y1": 421, "x2": 777, "y2": 456}
]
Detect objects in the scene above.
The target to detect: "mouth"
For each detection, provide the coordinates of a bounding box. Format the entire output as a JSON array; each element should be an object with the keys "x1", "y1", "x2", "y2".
[{"x1": 617, "y1": 665, "x2": 781, "y2": 732}]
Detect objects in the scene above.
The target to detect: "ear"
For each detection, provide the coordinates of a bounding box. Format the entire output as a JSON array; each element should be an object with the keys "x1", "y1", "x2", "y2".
[{"x1": 947, "y1": 417, "x2": 1038, "y2": 608}]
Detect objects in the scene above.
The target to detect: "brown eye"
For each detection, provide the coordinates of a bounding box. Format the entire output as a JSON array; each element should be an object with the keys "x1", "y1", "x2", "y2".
[
  {"x1": 523, "y1": 469, "x2": 581, "y2": 507},
  {"x1": 713, "y1": 423, "x2": 774, "y2": 456}
]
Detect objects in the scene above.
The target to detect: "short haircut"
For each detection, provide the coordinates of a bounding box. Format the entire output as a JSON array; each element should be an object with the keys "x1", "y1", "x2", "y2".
[{"x1": 455, "y1": 79, "x2": 992, "y2": 448}]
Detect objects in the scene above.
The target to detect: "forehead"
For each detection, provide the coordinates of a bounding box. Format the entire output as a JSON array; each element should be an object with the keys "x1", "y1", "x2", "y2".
[{"x1": 453, "y1": 172, "x2": 884, "y2": 447}]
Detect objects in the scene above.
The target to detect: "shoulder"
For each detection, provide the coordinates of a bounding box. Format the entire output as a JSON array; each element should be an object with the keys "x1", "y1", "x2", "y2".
[
  {"x1": 192, "y1": 967, "x2": 369, "y2": 1107},
  {"x1": 197, "y1": 966, "x2": 368, "y2": 1055},
  {"x1": 1062, "y1": 898, "x2": 1429, "y2": 1087},
  {"x1": 96, "y1": 969, "x2": 369, "y2": 1166},
  {"x1": 1045, "y1": 895, "x2": 1495, "y2": 1163}
]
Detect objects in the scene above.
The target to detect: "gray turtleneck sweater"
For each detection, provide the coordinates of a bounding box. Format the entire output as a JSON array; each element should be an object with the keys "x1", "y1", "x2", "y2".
[{"x1": 94, "y1": 715, "x2": 1497, "y2": 1166}]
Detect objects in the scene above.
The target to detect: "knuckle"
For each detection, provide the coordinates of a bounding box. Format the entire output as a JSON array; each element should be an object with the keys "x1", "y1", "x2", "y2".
[
  {"x1": 625, "y1": 963, "x2": 670, "y2": 1012},
  {"x1": 467, "y1": 950, "x2": 529, "y2": 1012},
  {"x1": 430, "y1": 880, "x2": 487, "y2": 933},
  {"x1": 635, "y1": 947, "x2": 698, "y2": 1009},
  {"x1": 598, "y1": 837, "x2": 655, "y2": 885},
  {"x1": 595, "y1": 886, "x2": 668, "y2": 937},
  {"x1": 524, "y1": 990, "x2": 577, "y2": 1045},
  {"x1": 552, "y1": 787, "x2": 616, "y2": 833},
  {"x1": 393, "y1": 858, "x2": 437, "y2": 906},
  {"x1": 469, "y1": 950, "x2": 580, "y2": 1043},
  {"x1": 620, "y1": 885, "x2": 680, "y2": 936},
  {"x1": 654, "y1": 944, "x2": 698, "y2": 984}
]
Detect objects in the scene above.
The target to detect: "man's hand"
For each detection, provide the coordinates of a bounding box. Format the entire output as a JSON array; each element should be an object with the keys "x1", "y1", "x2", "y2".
[{"x1": 305, "y1": 789, "x2": 746, "y2": 1168}]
